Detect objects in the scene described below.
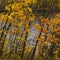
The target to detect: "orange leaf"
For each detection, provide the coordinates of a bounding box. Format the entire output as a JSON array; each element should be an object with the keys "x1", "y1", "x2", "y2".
[
  {"x1": 34, "y1": 24, "x2": 41, "y2": 32},
  {"x1": 42, "y1": 28, "x2": 48, "y2": 33}
]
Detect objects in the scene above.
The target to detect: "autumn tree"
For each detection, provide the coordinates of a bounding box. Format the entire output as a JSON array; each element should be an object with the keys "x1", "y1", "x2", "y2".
[
  {"x1": 0, "y1": 0, "x2": 35, "y2": 58},
  {"x1": 0, "y1": 0, "x2": 60, "y2": 60},
  {"x1": 31, "y1": 14, "x2": 60, "y2": 60}
]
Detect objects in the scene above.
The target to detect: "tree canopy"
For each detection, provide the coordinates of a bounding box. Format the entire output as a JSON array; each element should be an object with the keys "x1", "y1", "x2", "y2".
[{"x1": 0, "y1": 0, "x2": 60, "y2": 60}]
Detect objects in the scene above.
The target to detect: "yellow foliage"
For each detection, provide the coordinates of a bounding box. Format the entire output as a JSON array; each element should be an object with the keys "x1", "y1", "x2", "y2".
[
  {"x1": 29, "y1": 14, "x2": 35, "y2": 21},
  {"x1": 8, "y1": 16, "x2": 13, "y2": 23},
  {"x1": 54, "y1": 27, "x2": 60, "y2": 32},
  {"x1": 10, "y1": 12, "x2": 15, "y2": 17},
  {"x1": 28, "y1": 32, "x2": 31, "y2": 36},
  {"x1": 8, "y1": 30, "x2": 15, "y2": 35},
  {"x1": 25, "y1": 0, "x2": 32, "y2": 4},
  {"x1": 44, "y1": 42, "x2": 48, "y2": 45},
  {"x1": 5, "y1": 5, "x2": 11, "y2": 11},
  {"x1": 37, "y1": 36, "x2": 45, "y2": 41},
  {"x1": 56, "y1": 13, "x2": 60, "y2": 18},
  {"x1": 13, "y1": 43, "x2": 16, "y2": 47},
  {"x1": 18, "y1": 22, "x2": 23, "y2": 27},
  {"x1": 56, "y1": 31, "x2": 60, "y2": 35},
  {"x1": 12, "y1": 3, "x2": 20, "y2": 11},
  {"x1": 25, "y1": 0, "x2": 37, "y2": 4},
  {"x1": 25, "y1": 24, "x2": 29, "y2": 28},
  {"x1": 53, "y1": 18, "x2": 60, "y2": 24},
  {"x1": 25, "y1": 29, "x2": 29, "y2": 32},
  {"x1": 4, "y1": 39, "x2": 9, "y2": 47},
  {"x1": 28, "y1": 8, "x2": 32, "y2": 12},
  {"x1": 42, "y1": 28, "x2": 48, "y2": 33},
  {"x1": 0, "y1": 0, "x2": 60, "y2": 58},
  {"x1": 20, "y1": 37, "x2": 25, "y2": 43},
  {"x1": 34, "y1": 24, "x2": 41, "y2": 32},
  {"x1": 0, "y1": 15, "x2": 7, "y2": 23}
]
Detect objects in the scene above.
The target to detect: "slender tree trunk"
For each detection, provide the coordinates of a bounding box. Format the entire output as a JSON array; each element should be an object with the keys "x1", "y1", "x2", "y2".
[
  {"x1": 0, "y1": 18, "x2": 8, "y2": 41},
  {"x1": 31, "y1": 40, "x2": 38, "y2": 60},
  {"x1": 0, "y1": 18, "x2": 8, "y2": 55},
  {"x1": 0, "y1": 23, "x2": 11, "y2": 55},
  {"x1": 21, "y1": 20, "x2": 31, "y2": 58},
  {"x1": 31, "y1": 27, "x2": 43, "y2": 60},
  {"x1": 21, "y1": 32, "x2": 28, "y2": 58}
]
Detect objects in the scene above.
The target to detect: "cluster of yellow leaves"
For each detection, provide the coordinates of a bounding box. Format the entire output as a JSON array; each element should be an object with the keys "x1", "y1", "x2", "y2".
[
  {"x1": 5, "y1": 1, "x2": 35, "y2": 22},
  {"x1": 12, "y1": 3, "x2": 20, "y2": 11},
  {"x1": 4, "y1": 39, "x2": 9, "y2": 47},
  {"x1": 0, "y1": 14, "x2": 7, "y2": 23},
  {"x1": 34, "y1": 25, "x2": 48, "y2": 34},
  {"x1": 44, "y1": 42, "x2": 49, "y2": 45},
  {"x1": 42, "y1": 28, "x2": 48, "y2": 34},
  {"x1": 28, "y1": 8, "x2": 32, "y2": 12},
  {"x1": 52, "y1": 13, "x2": 60, "y2": 25},
  {"x1": 54, "y1": 27, "x2": 60, "y2": 35},
  {"x1": 49, "y1": 35, "x2": 58, "y2": 44},
  {"x1": 40, "y1": 16, "x2": 51, "y2": 26},
  {"x1": 25, "y1": 0, "x2": 37, "y2": 5},
  {"x1": 54, "y1": 27, "x2": 60, "y2": 32},
  {"x1": 25, "y1": 46, "x2": 32, "y2": 53},
  {"x1": 56, "y1": 31, "x2": 60, "y2": 35},
  {"x1": 25, "y1": 29, "x2": 30, "y2": 32},
  {"x1": 34, "y1": 24, "x2": 41, "y2": 32},
  {"x1": 13, "y1": 43, "x2": 16, "y2": 47},
  {"x1": 25, "y1": 24, "x2": 29, "y2": 28},
  {"x1": 0, "y1": 14, "x2": 13, "y2": 24},
  {"x1": 5, "y1": 5, "x2": 11, "y2": 11},
  {"x1": 37, "y1": 36, "x2": 45, "y2": 41},
  {"x1": 18, "y1": 22, "x2": 23, "y2": 27},
  {"x1": 29, "y1": 14, "x2": 35, "y2": 21},
  {"x1": 53, "y1": 17, "x2": 60, "y2": 24},
  {"x1": 8, "y1": 16, "x2": 13, "y2": 23},
  {"x1": 56, "y1": 13, "x2": 60, "y2": 18},
  {"x1": 20, "y1": 37, "x2": 25, "y2": 43},
  {"x1": 8, "y1": 30, "x2": 15, "y2": 35},
  {"x1": 51, "y1": 14, "x2": 60, "y2": 35}
]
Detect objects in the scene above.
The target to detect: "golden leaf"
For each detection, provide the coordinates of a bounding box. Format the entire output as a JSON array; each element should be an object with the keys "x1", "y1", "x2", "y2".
[
  {"x1": 18, "y1": 22, "x2": 23, "y2": 27},
  {"x1": 42, "y1": 28, "x2": 48, "y2": 33},
  {"x1": 34, "y1": 24, "x2": 41, "y2": 32},
  {"x1": 28, "y1": 8, "x2": 32, "y2": 12}
]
